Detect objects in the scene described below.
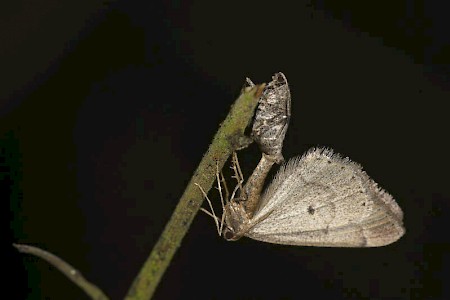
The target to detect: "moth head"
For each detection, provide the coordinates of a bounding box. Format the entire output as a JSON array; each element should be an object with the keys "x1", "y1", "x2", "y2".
[
  {"x1": 223, "y1": 226, "x2": 238, "y2": 241},
  {"x1": 223, "y1": 201, "x2": 248, "y2": 241}
]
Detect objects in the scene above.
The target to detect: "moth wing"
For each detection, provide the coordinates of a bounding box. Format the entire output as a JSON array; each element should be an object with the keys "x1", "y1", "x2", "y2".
[{"x1": 245, "y1": 148, "x2": 404, "y2": 247}]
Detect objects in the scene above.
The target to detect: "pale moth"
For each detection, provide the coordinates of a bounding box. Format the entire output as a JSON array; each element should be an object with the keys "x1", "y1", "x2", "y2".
[{"x1": 198, "y1": 73, "x2": 405, "y2": 247}]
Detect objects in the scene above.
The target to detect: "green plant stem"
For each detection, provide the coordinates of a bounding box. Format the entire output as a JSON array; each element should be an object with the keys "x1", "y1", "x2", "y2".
[
  {"x1": 124, "y1": 84, "x2": 264, "y2": 300},
  {"x1": 13, "y1": 243, "x2": 109, "y2": 300}
]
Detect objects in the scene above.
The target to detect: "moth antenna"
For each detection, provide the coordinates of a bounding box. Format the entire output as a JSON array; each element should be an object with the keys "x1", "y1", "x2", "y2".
[{"x1": 195, "y1": 183, "x2": 221, "y2": 235}]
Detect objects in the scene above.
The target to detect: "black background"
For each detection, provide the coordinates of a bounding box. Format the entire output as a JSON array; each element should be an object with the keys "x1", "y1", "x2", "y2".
[{"x1": 2, "y1": 1, "x2": 449, "y2": 299}]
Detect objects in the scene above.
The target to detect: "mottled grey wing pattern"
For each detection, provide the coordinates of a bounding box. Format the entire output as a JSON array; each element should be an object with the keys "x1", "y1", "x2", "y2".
[{"x1": 246, "y1": 148, "x2": 404, "y2": 247}]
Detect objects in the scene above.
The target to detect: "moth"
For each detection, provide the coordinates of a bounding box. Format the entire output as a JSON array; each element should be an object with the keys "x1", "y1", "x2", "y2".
[{"x1": 198, "y1": 73, "x2": 405, "y2": 247}]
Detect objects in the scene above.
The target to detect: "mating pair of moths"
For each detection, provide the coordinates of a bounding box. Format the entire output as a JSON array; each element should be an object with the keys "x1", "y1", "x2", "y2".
[{"x1": 200, "y1": 73, "x2": 405, "y2": 247}]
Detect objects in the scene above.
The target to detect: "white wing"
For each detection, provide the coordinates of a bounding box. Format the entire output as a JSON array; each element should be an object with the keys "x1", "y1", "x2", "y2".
[{"x1": 245, "y1": 148, "x2": 404, "y2": 247}]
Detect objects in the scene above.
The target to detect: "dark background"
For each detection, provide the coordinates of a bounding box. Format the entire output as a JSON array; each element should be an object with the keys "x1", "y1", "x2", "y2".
[{"x1": 2, "y1": 1, "x2": 449, "y2": 299}]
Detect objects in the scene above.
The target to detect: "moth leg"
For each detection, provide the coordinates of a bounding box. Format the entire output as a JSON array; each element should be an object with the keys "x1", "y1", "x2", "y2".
[
  {"x1": 231, "y1": 151, "x2": 245, "y2": 196},
  {"x1": 218, "y1": 169, "x2": 230, "y2": 205},
  {"x1": 195, "y1": 183, "x2": 221, "y2": 236},
  {"x1": 214, "y1": 162, "x2": 227, "y2": 235},
  {"x1": 228, "y1": 153, "x2": 245, "y2": 205}
]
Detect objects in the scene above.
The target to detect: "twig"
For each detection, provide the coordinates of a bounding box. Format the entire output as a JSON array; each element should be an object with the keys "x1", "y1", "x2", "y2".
[
  {"x1": 13, "y1": 243, "x2": 109, "y2": 300},
  {"x1": 124, "y1": 84, "x2": 265, "y2": 300}
]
